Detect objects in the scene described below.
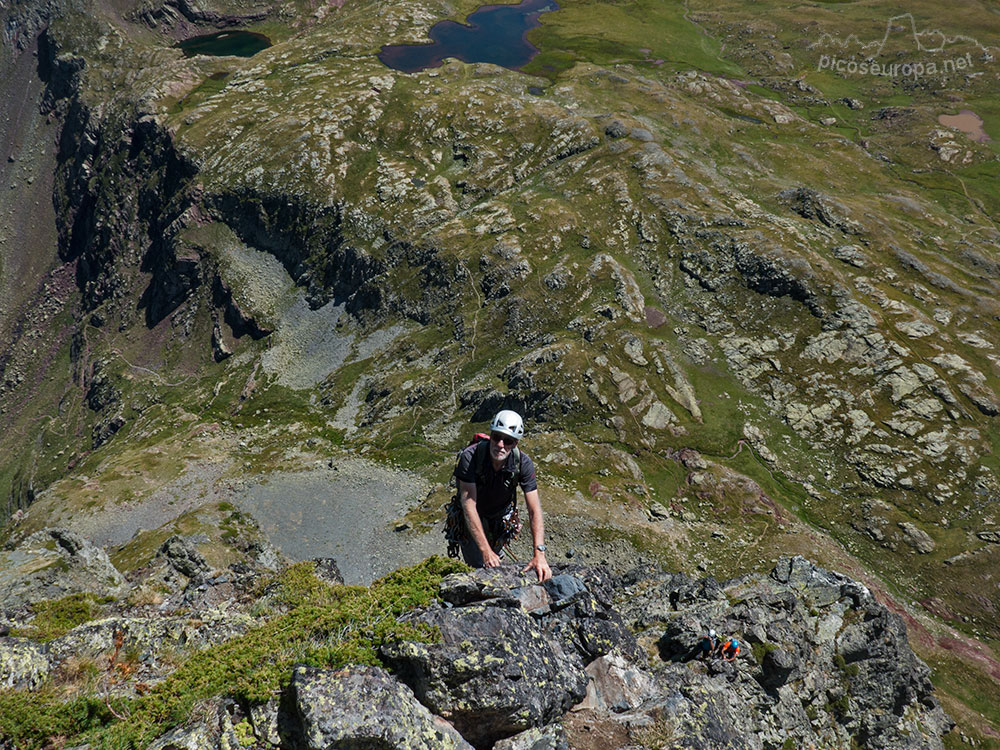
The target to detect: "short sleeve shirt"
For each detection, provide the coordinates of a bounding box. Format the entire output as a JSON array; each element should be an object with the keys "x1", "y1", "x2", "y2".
[{"x1": 455, "y1": 440, "x2": 537, "y2": 518}]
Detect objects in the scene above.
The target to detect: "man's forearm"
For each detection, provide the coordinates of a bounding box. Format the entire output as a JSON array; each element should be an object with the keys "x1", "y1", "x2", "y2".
[
  {"x1": 524, "y1": 489, "x2": 544, "y2": 548},
  {"x1": 457, "y1": 481, "x2": 490, "y2": 551},
  {"x1": 460, "y1": 496, "x2": 491, "y2": 553}
]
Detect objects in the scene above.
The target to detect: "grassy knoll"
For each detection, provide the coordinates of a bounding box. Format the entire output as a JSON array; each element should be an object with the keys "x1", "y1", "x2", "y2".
[{"x1": 522, "y1": 0, "x2": 742, "y2": 80}]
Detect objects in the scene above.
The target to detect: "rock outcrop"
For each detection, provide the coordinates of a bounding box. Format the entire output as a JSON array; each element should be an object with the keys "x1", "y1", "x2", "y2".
[
  {"x1": 0, "y1": 528, "x2": 127, "y2": 610},
  {"x1": 292, "y1": 664, "x2": 473, "y2": 750},
  {"x1": 0, "y1": 553, "x2": 955, "y2": 749}
]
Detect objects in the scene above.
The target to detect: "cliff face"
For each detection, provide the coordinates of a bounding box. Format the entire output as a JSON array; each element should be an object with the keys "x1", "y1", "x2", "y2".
[{"x1": 0, "y1": 0, "x2": 999, "y2": 742}]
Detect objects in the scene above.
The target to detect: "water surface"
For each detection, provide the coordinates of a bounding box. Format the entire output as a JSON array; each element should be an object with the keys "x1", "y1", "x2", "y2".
[
  {"x1": 938, "y1": 110, "x2": 990, "y2": 143},
  {"x1": 177, "y1": 31, "x2": 272, "y2": 58},
  {"x1": 379, "y1": 0, "x2": 558, "y2": 73}
]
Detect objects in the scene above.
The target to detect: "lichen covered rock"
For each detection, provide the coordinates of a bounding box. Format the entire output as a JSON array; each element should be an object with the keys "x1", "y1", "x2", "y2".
[
  {"x1": 0, "y1": 637, "x2": 52, "y2": 689},
  {"x1": 292, "y1": 664, "x2": 472, "y2": 750},
  {"x1": 381, "y1": 602, "x2": 587, "y2": 747}
]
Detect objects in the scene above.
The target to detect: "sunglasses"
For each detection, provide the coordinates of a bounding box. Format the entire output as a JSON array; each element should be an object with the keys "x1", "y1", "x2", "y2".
[{"x1": 490, "y1": 432, "x2": 518, "y2": 446}]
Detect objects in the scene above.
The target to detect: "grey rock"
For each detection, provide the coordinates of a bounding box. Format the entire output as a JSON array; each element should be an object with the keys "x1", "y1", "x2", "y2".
[
  {"x1": 309, "y1": 558, "x2": 345, "y2": 586},
  {"x1": 146, "y1": 722, "x2": 213, "y2": 750},
  {"x1": 0, "y1": 637, "x2": 51, "y2": 689},
  {"x1": 648, "y1": 501, "x2": 670, "y2": 520},
  {"x1": 543, "y1": 574, "x2": 588, "y2": 609},
  {"x1": 248, "y1": 698, "x2": 282, "y2": 746},
  {"x1": 832, "y1": 244, "x2": 867, "y2": 267},
  {"x1": 778, "y1": 187, "x2": 863, "y2": 235},
  {"x1": 958, "y1": 381, "x2": 1000, "y2": 416},
  {"x1": 436, "y1": 566, "x2": 639, "y2": 663},
  {"x1": 896, "y1": 320, "x2": 936, "y2": 338},
  {"x1": 157, "y1": 535, "x2": 210, "y2": 579},
  {"x1": 770, "y1": 555, "x2": 870, "y2": 608},
  {"x1": 381, "y1": 603, "x2": 587, "y2": 747},
  {"x1": 603, "y1": 120, "x2": 628, "y2": 139},
  {"x1": 623, "y1": 557, "x2": 950, "y2": 748},
  {"x1": 898, "y1": 522, "x2": 936, "y2": 553},
  {"x1": 575, "y1": 652, "x2": 658, "y2": 712},
  {"x1": 0, "y1": 528, "x2": 127, "y2": 610},
  {"x1": 622, "y1": 335, "x2": 647, "y2": 366},
  {"x1": 759, "y1": 647, "x2": 797, "y2": 688},
  {"x1": 47, "y1": 612, "x2": 253, "y2": 664},
  {"x1": 493, "y1": 725, "x2": 568, "y2": 750},
  {"x1": 641, "y1": 400, "x2": 676, "y2": 429},
  {"x1": 292, "y1": 664, "x2": 472, "y2": 749}
]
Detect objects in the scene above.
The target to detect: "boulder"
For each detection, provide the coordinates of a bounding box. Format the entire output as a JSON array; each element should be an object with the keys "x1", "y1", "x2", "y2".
[
  {"x1": 292, "y1": 665, "x2": 472, "y2": 750},
  {"x1": 157, "y1": 535, "x2": 211, "y2": 579},
  {"x1": 381, "y1": 603, "x2": 587, "y2": 747},
  {"x1": 770, "y1": 555, "x2": 869, "y2": 607},
  {"x1": 47, "y1": 612, "x2": 253, "y2": 664},
  {"x1": 574, "y1": 652, "x2": 658, "y2": 713},
  {"x1": 898, "y1": 522, "x2": 936, "y2": 554},
  {"x1": 382, "y1": 566, "x2": 628, "y2": 747},
  {"x1": 759, "y1": 647, "x2": 797, "y2": 688}
]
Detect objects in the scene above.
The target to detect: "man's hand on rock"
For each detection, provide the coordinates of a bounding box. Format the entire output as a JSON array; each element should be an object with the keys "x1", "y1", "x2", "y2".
[
  {"x1": 523, "y1": 553, "x2": 551, "y2": 582},
  {"x1": 482, "y1": 548, "x2": 502, "y2": 568}
]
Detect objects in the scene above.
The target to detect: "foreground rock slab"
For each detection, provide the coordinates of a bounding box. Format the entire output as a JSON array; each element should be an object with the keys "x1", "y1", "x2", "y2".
[{"x1": 292, "y1": 664, "x2": 472, "y2": 750}]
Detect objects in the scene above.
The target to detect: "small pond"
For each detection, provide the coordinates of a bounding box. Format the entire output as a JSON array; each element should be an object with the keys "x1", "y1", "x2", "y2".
[
  {"x1": 938, "y1": 110, "x2": 991, "y2": 143},
  {"x1": 176, "y1": 30, "x2": 272, "y2": 58},
  {"x1": 378, "y1": 0, "x2": 558, "y2": 73}
]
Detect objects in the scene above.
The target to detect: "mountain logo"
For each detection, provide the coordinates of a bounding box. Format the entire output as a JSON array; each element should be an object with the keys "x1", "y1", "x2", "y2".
[{"x1": 809, "y1": 13, "x2": 992, "y2": 79}]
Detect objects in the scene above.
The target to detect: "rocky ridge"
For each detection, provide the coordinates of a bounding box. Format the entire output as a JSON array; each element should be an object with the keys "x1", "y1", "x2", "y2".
[{"x1": 0, "y1": 530, "x2": 953, "y2": 749}]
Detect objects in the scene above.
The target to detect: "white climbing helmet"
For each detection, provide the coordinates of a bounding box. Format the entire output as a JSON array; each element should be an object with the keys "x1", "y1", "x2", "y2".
[{"x1": 490, "y1": 410, "x2": 524, "y2": 441}]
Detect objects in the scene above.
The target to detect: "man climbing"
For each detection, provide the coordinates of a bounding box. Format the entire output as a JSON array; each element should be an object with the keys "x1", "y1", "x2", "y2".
[
  {"x1": 719, "y1": 636, "x2": 740, "y2": 662},
  {"x1": 695, "y1": 628, "x2": 718, "y2": 661},
  {"x1": 447, "y1": 409, "x2": 552, "y2": 582}
]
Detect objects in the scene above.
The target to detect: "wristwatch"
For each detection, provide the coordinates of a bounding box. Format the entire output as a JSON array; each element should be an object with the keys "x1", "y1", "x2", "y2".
[{"x1": 535, "y1": 544, "x2": 547, "y2": 553}]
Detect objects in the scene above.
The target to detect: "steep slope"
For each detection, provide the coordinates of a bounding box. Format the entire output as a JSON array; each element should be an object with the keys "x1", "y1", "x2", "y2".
[{"x1": 0, "y1": 0, "x2": 998, "y2": 743}]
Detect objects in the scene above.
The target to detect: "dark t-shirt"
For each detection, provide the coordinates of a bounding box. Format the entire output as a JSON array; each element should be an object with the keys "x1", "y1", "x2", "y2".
[{"x1": 455, "y1": 440, "x2": 537, "y2": 518}]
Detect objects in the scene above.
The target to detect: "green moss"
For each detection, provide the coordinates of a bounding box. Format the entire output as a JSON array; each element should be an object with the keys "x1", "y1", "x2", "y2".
[
  {"x1": 833, "y1": 652, "x2": 860, "y2": 678},
  {"x1": 11, "y1": 594, "x2": 108, "y2": 642},
  {"x1": 232, "y1": 718, "x2": 259, "y2": 748},
  {"x1": 830, "y1": 694, "x2": 850, "y2": 717},
  {"x1": 751, "y1": 641, "x2": 779, "y2": 664},
  {"x1": 0, "y1": 691, "x2": 118, "y2": 748}
]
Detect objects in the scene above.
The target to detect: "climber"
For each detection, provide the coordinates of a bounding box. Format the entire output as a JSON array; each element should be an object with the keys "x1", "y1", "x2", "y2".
[
  {"x1": 696, "y1": 628, "x2": 718, "y2": 660},
  {"x1": 719, "y1": 636, "x2": 740, "y2": 662},
  {"x1": 445, "y1": 409, "x2": 552, "y2": 582}
]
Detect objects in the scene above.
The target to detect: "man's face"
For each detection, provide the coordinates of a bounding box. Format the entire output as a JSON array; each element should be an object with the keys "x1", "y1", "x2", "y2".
[{"x1": 489, "y1": 431, "x2": 518, "y2": 462}]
